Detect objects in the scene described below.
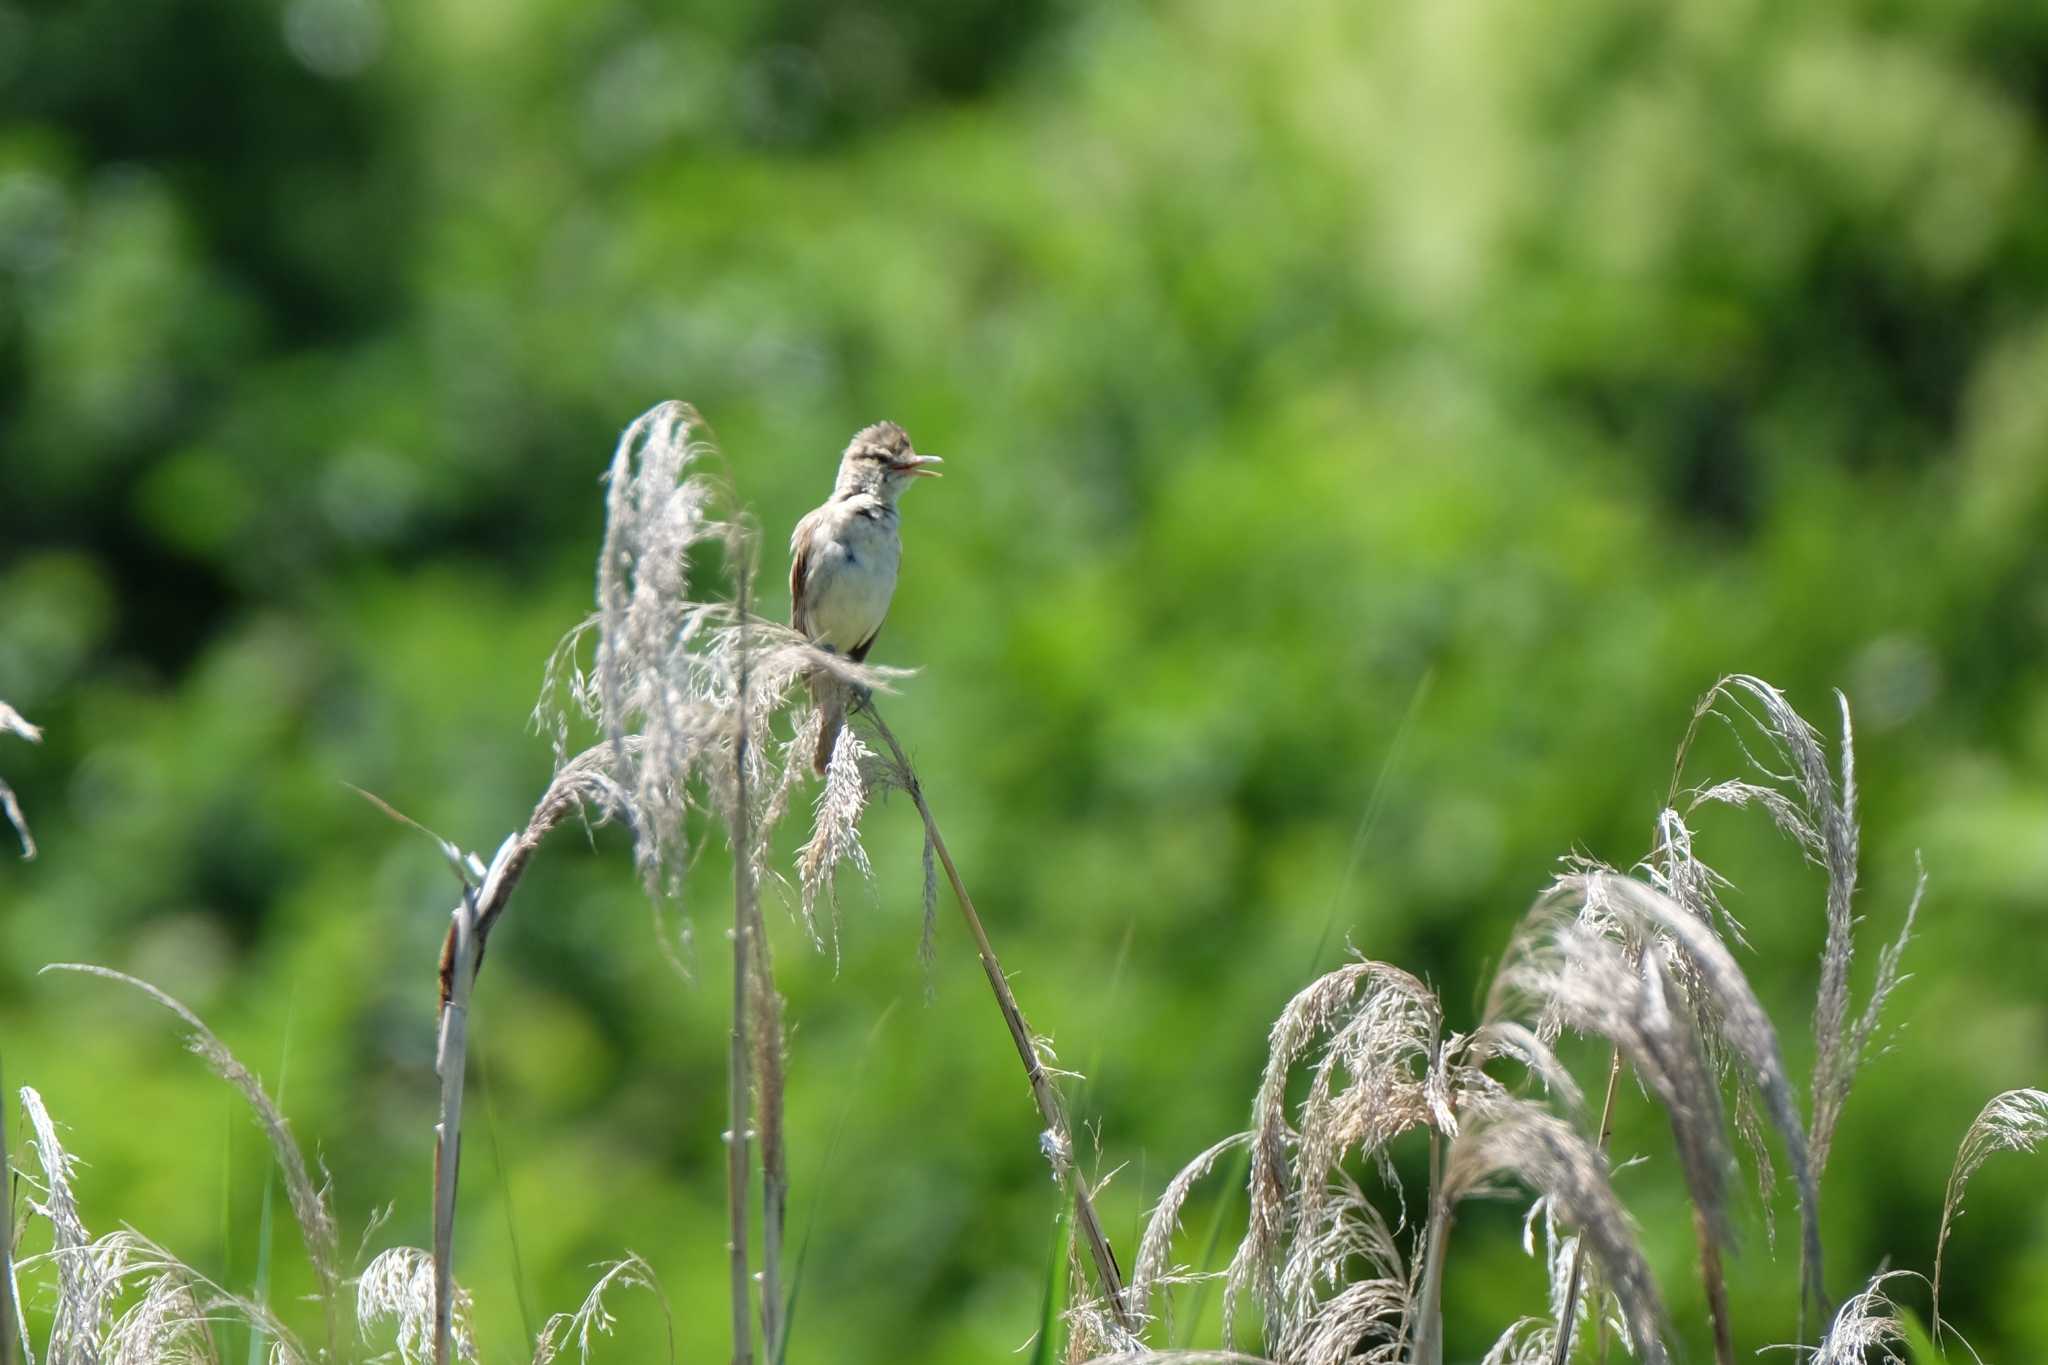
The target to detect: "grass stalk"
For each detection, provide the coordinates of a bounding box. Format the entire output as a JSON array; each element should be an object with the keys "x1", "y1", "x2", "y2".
[
  {"x1": 2, "y1": 1053, "x2": 20, "y2": 1365},
  {"x1": 1412, "y1": 1126, "x2": 1449, "y2": 1365},
  {"x1": 1552, "y1": 1045, "x2": 1625, "y2": 1365},
  {"x1": 753, "y1": 955, "x2": 786, "y2": 1364},
  {"x1": 726, "y1": 571, "x2": 759, "y2": 1365},
  {"x1": 429, "y1": 808, "x2": 563, "y2": 1365},
  {"x1": 433, "y1": 877, "x2": 481, "y2": 1365},
  {"x1": 247, "y1": 1153, "x2": 276, "y2": 1365},
  {"x1": 858, "y1": 699, "x2": 1133, "y2": 1334}
]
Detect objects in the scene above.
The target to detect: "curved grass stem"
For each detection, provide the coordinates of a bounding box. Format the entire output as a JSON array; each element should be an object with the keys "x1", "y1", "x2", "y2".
[{"x1": 858, "y1": 699, "x2": 1133, "y2": 1335}]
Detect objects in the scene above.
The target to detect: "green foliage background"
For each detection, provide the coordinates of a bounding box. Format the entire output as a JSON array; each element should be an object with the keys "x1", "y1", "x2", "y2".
[{"x1": 3, "y1": 0, "x2": 2047, "y2": 1359}]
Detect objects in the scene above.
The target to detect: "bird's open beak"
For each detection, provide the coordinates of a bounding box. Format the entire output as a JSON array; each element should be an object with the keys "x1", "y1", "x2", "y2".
[{"x1": 900, "y1": 454, "x2": 943, "y2": 478}]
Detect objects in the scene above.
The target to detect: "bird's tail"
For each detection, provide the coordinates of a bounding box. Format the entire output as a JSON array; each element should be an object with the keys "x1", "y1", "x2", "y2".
[{"x1": 811, "y1": 672, "x2": 846, "y2": 776}]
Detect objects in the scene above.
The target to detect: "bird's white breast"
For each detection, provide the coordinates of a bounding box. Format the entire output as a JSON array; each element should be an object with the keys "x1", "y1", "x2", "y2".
[{"x1": 804, "y1": 501, "x2": 901, "y2": 653}]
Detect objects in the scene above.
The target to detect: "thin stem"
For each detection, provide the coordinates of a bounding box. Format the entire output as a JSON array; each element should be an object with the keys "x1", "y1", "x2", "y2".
[
  {"x1": 753, "y1": 948, "x2": 786, "y2": 1363},
  {"x1": 728, "y1": 572, "x2": 757, "y2": 1365},
  {"x1": 1552, "y1": 1046, "x2": 1625, "y2": 1365},
  {"x1": 859, "y1": 700, "x2": 1133, "y2": 1334},
  {"x1": 1412, "y1": 1127, "x2": 1449, "y2": 1365},
  {"x1": 2, "y1": 1052, "x2": 22, "y2": 1365},
  {"x1": 428, "y1": 795, "x2": 575, "y2": 1365},
  {"x1": 433, "y1": 878, "x2": 481, "y2": 1365}
]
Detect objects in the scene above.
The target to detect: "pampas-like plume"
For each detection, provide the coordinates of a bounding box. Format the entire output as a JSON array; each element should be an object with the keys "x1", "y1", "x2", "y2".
[
  {"x1": 1802, "y1": 1270, "x2": 1917, "y2": 1365},
  {"x1": 36, "y1": 967, "x2": 343, "y2": 1358},
  {"x1": 1130, "y1": 1135, "x2": 1252, "y2": 1334},
  {"x1": 1520, "y1": 873, "x2": 1826, "y2": 1324},
  {"x1": 1489, "y1": 888, "x2": 1736, "y2": 1256},
  {"x1": 1267, "y1": 1173, "x2": 1410, "y2": 1365},
  {"x1": 1081, "y1": 1354, "x2": 1276, "y2": 1364},
  {"x1": 1670, "y1": 677, "x2": 1917, "y2": 1196},
  {"x1": 56, "y1": 1231, "x2": 308, "y2": 1365},
  {"x1": 1225, "y1": 960, "x2": 1439, "y2": 1351},
  {"x1": 530, "y1": 1254, "x2": 674, "y2": 1365},
  {"x1": 15, "y1": 1091, "x2": 311, "y2": 1365},
  {"x1": 1665, "y1": 675, "x2": 1923, "y2": 1332},
  {"x1": 100, "y1": 1254, "x2": 212, "y2": 1365},
  {"x1": 795, "y1": 726, "x2": 877, "y2": 953},
  {"x1": 358, "y1": 1247, "x2": 478, "y2": 1364},
  {"x1": 1934, "y1": 1087, "x2": 2048, "y2": 1333},
  {"x1": 19, "y1": 1085, "x2": 100, "y2": 1364}
]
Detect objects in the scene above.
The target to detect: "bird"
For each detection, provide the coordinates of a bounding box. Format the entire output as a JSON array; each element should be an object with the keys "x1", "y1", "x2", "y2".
[{"x1": 789, "y1": 420, "x2": 942, "y2": 774}]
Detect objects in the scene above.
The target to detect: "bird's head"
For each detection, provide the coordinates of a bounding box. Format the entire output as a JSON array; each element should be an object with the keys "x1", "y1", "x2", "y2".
[{"x1": 836, "y1": 420, "x2": 942, "y2": 501}]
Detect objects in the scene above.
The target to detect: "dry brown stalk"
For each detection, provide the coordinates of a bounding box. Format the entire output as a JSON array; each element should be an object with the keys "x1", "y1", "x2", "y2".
[{"x1": 858, "y1": 699, "x2": 1133, "y2": 1334}]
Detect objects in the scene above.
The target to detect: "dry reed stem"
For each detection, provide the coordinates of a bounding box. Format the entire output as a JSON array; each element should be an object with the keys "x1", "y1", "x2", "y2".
[
  {"x1": 752, "y1": 943, "x2": 787, "y2": 1364},
  {"x1": 1549, "y1": 1047, "x2": 1623, "y2": 1365},
  {"x1": 858, "y1": 699, "x2": 1133, "y2": 1334},
  {"x1": 2, "y1": 1056, "x2": 20, "y2": 1365},
  {"x1": 1413, "y1": 1137, "x2": 1449, "y2": 1365},
  {"x1": 434, "y1": 860, "x2": 485, "y2": 1365},
  {"x1": 420, "y1": 731, "x2": 650, "y2": 1365},
  {"x1": 726, "y1": 572, "x2": 757, "y2": 1365},
  {"x1": 731, "y1": 559, "x2": 792, "y2": 1364}
]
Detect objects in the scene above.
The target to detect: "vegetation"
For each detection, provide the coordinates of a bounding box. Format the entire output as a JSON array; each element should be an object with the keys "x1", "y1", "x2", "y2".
[
  {"x1": 5, "y1": 411, "x2": 2043, "y2": 1364},
  {"x1": 5, "y1": 0, "x2": 2048, "y2": 1361}
]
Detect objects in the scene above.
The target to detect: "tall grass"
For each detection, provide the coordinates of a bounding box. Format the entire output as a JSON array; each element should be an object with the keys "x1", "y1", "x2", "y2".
[{"x1": 5, "y1": 407, "x2": 2041, "y2": 1365}]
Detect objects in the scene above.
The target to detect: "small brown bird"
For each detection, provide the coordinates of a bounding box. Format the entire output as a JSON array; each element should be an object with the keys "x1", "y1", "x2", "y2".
[{"x1": 789, "y1": 421, "x2": 942, "y2": 773}]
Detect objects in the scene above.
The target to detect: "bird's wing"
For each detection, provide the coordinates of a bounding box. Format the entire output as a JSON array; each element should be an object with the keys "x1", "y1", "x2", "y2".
[
  {"x1": 849, "y1": 626, "x2": 881, "y2": 663},
  {"x1": 789, "y1": 506, "x2": 821, "y2": 634}
]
